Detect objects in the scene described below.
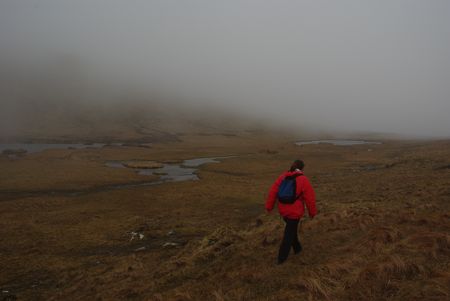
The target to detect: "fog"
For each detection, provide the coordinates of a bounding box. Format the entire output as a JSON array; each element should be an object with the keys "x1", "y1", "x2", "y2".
[{"x1": 1, "y1": 0, "x2": 450, "y2": 138}]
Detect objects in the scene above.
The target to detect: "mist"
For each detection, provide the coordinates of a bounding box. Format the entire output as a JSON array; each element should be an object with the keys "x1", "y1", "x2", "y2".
[{"x1": 1, "y1": 0, "x2": 450, "y2": 139}]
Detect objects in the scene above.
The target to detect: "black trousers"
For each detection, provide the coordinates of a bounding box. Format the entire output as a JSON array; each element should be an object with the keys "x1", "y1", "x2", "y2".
[{"x1": 278, "y1": 217, "x2": 302, "y2": 264}]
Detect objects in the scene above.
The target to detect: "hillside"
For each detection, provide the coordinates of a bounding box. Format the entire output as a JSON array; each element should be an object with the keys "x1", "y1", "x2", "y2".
[
  {"x1": 1, "y1": 98, "x2": 278, "y2": 144},
  {"x1": 0, "y1": 134, "x2": 449, "y2": 300}
]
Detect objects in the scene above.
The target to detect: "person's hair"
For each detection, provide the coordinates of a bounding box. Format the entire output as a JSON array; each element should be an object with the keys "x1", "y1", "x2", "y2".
[{"x1": 289, "y1": 159, "x2": 305, "y2": 172}]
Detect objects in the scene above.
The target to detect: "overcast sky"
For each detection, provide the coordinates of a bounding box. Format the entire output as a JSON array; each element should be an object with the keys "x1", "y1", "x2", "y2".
[{"x1": 1, "y1": 0, "x2": 450, "y2": 137}]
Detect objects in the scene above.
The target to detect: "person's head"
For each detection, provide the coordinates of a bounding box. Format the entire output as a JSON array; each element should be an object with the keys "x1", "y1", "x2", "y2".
[{"x1": 289, "y1": 159, "x2": 305, "y2": 172}]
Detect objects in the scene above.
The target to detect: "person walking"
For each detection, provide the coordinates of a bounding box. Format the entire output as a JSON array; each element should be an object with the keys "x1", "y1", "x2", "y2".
[{"x1": 265, "y1": 159, "x2": 317, "y2": 264}]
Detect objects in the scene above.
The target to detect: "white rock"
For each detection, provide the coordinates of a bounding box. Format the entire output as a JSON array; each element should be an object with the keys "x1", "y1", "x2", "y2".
[{"x1": 162, "y1": 242, "x2": 179, "y2": 248}]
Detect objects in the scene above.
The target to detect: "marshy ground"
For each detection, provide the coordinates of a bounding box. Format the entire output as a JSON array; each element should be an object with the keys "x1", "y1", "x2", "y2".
[{"x1": 0, "y1": 134, "x2": 449, "y2": 300}]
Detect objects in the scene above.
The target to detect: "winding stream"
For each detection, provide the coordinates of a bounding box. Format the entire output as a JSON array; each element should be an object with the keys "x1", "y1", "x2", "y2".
[
  {"x1": 0, "y1": 156, "x2": 232, "y2": 200},
  {"x1": 106, "y1": 157, "x2": 230, "y2": 184}
]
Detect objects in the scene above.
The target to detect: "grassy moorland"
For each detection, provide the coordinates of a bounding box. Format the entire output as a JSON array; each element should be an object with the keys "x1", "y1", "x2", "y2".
[{"x1": 0, "y1": 133, "x2": 449, "y2": 300}]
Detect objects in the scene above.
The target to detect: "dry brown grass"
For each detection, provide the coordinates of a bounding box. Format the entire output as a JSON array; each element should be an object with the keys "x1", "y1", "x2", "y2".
[
  {"x1": 405, "y1": 232, "x2": 450, "y2": 255},
  {"x1": 357, "y1": 226, "x2": 402, "y2": 252},
  {"x1": 1, "y1": 137, "x2": 449, "y2": 300},
  {"x1": 295, "y1": 272, "x2": 335, "y2": 300},
  {"x1": 357, "y1": 254, "x2": 425, "y2": 283}
]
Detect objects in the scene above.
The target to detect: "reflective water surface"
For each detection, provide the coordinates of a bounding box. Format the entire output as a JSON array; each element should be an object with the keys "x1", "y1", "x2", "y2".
[
  {"x1": 296, "y1": 140, "x2": 381, "y2": 146},
  {"x1": 106, "y1": 157, "x2": 227, "y2": 183}
]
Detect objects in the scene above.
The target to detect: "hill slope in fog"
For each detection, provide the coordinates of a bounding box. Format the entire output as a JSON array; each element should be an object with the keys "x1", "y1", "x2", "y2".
[{"x1": 0, "y1": 98, "x2": 277, "y2": 143}]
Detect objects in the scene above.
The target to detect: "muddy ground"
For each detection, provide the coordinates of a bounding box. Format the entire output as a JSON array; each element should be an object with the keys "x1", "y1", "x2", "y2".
[{"x1": 0, "y1": 134, "x2": 449, "y2": 300}]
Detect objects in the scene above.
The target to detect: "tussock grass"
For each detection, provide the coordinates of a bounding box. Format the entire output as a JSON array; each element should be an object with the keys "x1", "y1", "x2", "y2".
[
  {"x1": 356, "y1": 226, "x2": 402, "y2": 253},
  {"x1": 143, "y1": 141, "x2": 449, "y2": 301},
  {"x1": 296, "y1": 272, "x2": 335, "y2": 300},
  {"x1": 319, "y1": 257, "x2": 361, "y2": 279},
  {"x1": 2, "y1": 138, "x2": 450, "y2": 300},
  {"x1": 357, "y1": 254, "x2": 424, "y2": 282},
  {"x1": 404, "y1": 232, "x2": 450, "y2": 258}
]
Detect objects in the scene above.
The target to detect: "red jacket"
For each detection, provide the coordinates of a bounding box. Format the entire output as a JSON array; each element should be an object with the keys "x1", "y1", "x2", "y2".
[{"x1": 265, "y1": 170, "x2": 317, "y2": 219}]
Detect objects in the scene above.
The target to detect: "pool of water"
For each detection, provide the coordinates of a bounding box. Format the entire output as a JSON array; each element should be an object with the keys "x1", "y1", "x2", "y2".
[
  {"x1": 105, "y1": 161, "x2": 126, "y2": 169},
  {"x1": 0, "y1": 143, "x2": 105, "y2": 154},
  {"x1": 106, "y1": 157, "x2": 227, "y2": 183},
  {"x1": 138, "y1": 164, "x2": 199, "y2": 182},
  {"x1": 296, "y1": 140, "x2": 381, "y2": 146}
]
